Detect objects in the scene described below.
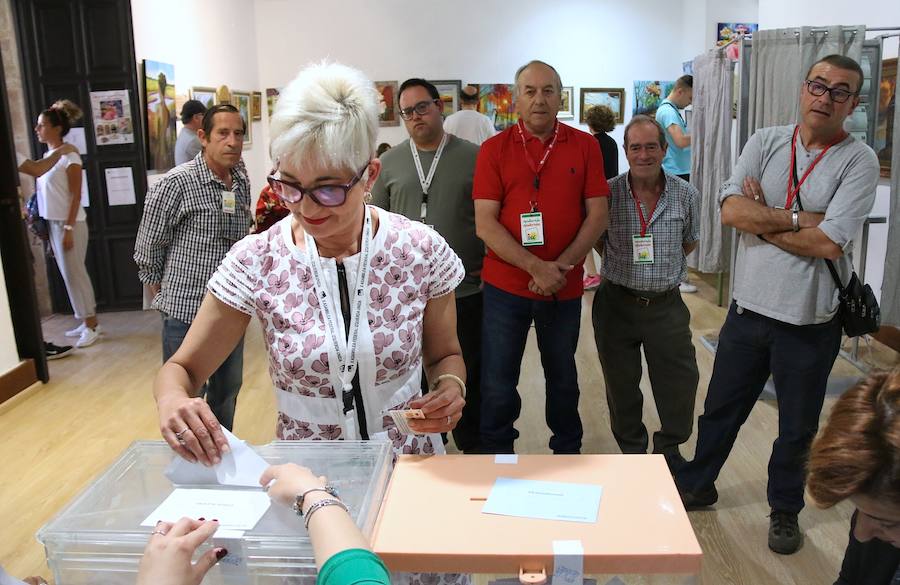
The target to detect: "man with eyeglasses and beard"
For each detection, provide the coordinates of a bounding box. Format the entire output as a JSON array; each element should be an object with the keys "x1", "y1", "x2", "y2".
[
  {"x1": 135, "y1": 104, "x2": 252, "y2": 432},
  {"x1": 371, "y1": 78, "x2": 484, "y2": 454},
  {"x1": 676, "y1": 54, "x2": 880, "y2": 556}
]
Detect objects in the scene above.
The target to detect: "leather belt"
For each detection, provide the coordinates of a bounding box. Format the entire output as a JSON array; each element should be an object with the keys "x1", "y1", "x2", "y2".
[{"x1": 608, "y1": 282, "x2": 679, "y2": 307}]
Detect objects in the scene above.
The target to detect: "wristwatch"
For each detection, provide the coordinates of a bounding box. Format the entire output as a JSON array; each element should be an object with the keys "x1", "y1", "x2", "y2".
[
  {"x1": 791, "y1": 210, "x2": 800, "y2": 232},
  {"x1": 63, "y1": 224, "x2": 74, "y2": 231}
]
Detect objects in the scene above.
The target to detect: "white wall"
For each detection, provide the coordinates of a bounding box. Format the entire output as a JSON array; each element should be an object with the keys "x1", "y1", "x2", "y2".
[
  {"x1": 759, "y1": 0, "x2": 899, "y2": 299},
  {"x1": 131, "y1": 0, "x2": 268, "y2": 198},
  {"x1": 0, "y1": 251, "x2": 21, "y2": 374},
  {"x1": 254, "y1": 0, "x2": 757, "y2": 176}
]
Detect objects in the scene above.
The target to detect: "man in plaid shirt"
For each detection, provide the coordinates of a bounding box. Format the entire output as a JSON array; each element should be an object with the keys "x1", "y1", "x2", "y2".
[
  {"x1": 592, "y1": 115, "x2": 700, "y2": 474},
  {"x1": 134, "y1": 104, "x2": 252, "y2": 430}
]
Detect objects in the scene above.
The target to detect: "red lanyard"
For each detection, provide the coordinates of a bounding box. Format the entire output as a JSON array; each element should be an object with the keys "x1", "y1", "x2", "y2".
[
  {"x1": 517, "y1": 119, "x2": 559, "y2": 211},
  {"x1": 785, "y1": 125, "x2": 844, "y2": 209},
  {"x1": 630, "y1": 175, "x2": 660, "y2": 237}
]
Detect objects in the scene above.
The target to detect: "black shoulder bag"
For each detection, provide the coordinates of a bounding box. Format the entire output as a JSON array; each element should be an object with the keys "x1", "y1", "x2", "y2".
[
  {"x1": 794, "y1": 164, "x2": 880, "y2": 337},
  {"x1": 26, "y1": 193, "x2": 49, "y2": 242}
]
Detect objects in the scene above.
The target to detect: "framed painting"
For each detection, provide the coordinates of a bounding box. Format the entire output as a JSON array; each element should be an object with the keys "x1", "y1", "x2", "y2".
[
  {"x1": 266, "y1": 88, "x2": 280, "y2": 119},
  {"x1": 429, "y1": 80, "x2": 462, "y2": 116},
  {"x1": 231, "y1": 90, "x2": 252, "y2": 145},
  {"x1": 251, "y1": 91, "x2": 262, "y2": 121},
  {"x1": 477, "y1": 83, "x2": 516, "y2": 131},
  {"x1": 717, "y1": 22, "x2": 758, "y2": 46},
  {"x1": 143, "y1": 60, "x2": 176, "y2": 172},
  {"x1": 375, "y1": 81, "x2": 399, "y2": 127},
  {"x1": 876, "y1": 58, "x2": 896, "y2": 178},
  {"x1": 632, "y1": 80, "x2": 674, "y2": 116},
  {"x1": 189, "y1": 86, "x2": 216, "y2": 109},
  {"x1": 580, "y1": 88, "x2": 625, "y2": 125},
  {"x1": 558, "y1": 86, "x2": 574, "y2": 119}
]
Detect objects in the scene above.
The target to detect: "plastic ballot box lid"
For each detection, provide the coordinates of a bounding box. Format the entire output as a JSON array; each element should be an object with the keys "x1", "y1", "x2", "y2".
[
  {"x1": 37, "y1": 440, "x2": 392, "y2": 585},
  {"x1": 371, "y1": 454, "x2": 702, "y2": 577}
]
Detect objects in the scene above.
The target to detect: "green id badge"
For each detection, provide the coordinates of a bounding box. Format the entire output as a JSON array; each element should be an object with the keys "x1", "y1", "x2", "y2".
[{"x1": 632, "y1": 234, "x2": 654, "y2": 264}]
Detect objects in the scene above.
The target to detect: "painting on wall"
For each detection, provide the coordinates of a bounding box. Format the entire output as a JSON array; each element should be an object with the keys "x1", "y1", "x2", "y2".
[
  {"x1": 579, "y1": 88, "x2": 625, "y2": 125},
  {"x1": 231, "y1": 91, "x2": 252, "y2": 146},
  {"x1": 143, "y1": 59, "x2": 176, "y2": 172},
  {"x1": 266, "y1": 88, "x2": 280, "y2": 119},
  {"x1": 251, "y1": 91, "x2": 262, "y2": 121},
  {"x1": 717, "y1": 22, "x2": 758, "y2": 46},
  {"x1": 375, "y1": 81, "x2": 399, "y2": 127},
  {"x1": 632, "y1": 80, "x2": 674, "y2": 116},
  {"x1": 429, "y1": 80, "x2": 461, "y2": 116},
  {"x1": 189, "y1": 86, "x2": 216, "y2": 109},
  {"x1": 876, "y1": 58, "x2": 896, "y2": 178},
  {"x1": 558, "y1": 86, "x2": 574, "y2": 119},
  {"x1": 478, "y1": 84, "x2": 516, "y2": 131}
]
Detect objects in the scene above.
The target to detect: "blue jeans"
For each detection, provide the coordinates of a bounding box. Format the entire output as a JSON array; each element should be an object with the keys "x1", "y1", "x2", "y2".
[
  {"x1": 676, "y1": 302, "x2": 842, "y2": 513},
  {"x1": 479, "y1": 284, "x2": 583, "y2": 454},
  {"x1": 162, "y1": 316, "x2": 245, "y2": 431}
]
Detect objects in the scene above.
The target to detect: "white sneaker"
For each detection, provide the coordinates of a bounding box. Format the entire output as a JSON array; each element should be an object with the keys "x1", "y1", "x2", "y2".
[
  {"x1": 67, "y1": 323, "x2": 102, "y2": 337},
  {"x1": 65, "y1": 323, "x2": 86, "y2": 337},
  {"x1": 76, "y1": 327, "x2": 100, "y2": 348},
  {"x1": 679, "y1": 282, "x2": 698, "y2": 294}
]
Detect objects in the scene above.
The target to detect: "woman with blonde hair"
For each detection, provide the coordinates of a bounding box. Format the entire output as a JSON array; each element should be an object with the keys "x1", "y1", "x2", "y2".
[
  {"x1": 24, "y1": 99, "x2": 101, "y2": 347},
  {"x1": 807, "y1": 367, "x2": 900, "y2": 584}
]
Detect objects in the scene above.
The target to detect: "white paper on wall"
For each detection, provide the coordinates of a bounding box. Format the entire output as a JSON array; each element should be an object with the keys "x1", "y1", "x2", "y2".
[{"x1": 104, "y1": 167, "x2": 137, "y2": 206}]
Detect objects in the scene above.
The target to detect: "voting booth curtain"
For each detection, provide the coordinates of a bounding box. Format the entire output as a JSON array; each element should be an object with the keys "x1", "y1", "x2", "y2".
[{"x1": 881, "y1": 57, "x2": 900, "y2": 327}]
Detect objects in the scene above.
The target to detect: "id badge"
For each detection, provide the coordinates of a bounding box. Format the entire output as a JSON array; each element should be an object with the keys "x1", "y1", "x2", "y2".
[
  {"x1": 420, "y1": 201, "x2": 427, "y2": 223},
  {"x1": 520, "y1": 212, "x2": 545, "y2": 247},
  {"x1": 222, "y1": 190, "x2": 236, "y2": 214},
  {"x1": 632, "y1": 234, "x2": 654, "y2": 264}
]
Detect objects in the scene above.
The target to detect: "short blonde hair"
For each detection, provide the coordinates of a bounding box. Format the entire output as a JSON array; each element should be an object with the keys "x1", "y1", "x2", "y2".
[{"x1": 270, "y1": 62, "x2": 379, "y2": 173}]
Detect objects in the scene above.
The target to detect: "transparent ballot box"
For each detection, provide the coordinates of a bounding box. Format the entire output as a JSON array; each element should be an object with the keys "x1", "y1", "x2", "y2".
[
  {"x1": 37, "y1": 440, "x2": 392, "y2": 585},
  {"x1": 372, "y1": 454, "x2": 702, "y2": 585}
]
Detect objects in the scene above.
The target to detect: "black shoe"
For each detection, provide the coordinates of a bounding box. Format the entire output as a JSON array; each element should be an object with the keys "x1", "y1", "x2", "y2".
[
  {"x1": 679, "y1": 484, "x2": 719, "y2": 510},
  {"x1": 768, "y1": 509, "x2": 802, "y2": 554},
  {"x1": 663, "y1": 451, "x2": 687, "y2": 475},
  {"x1": 45, "y1": 341, "x2": 74, "y2": 360}
]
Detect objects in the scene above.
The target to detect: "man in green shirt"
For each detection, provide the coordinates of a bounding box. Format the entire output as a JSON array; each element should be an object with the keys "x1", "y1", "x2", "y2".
[{"x1": 372, "y1": 78, "x2": 483, "y2": 454}]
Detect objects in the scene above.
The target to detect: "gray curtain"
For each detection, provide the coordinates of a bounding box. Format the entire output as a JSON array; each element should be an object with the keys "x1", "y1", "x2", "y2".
[
  {"x1": 881, "y1": 59, "x2": 900, "y2": 327},
  {"x1": 689, "y1": 49, "x2": 733, "y2": 272},
  {"x1": 747, "y1": 25, "x2": 865, "y2": 133}
]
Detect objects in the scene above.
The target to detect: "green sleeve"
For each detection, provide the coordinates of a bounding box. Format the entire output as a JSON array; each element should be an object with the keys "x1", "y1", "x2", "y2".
[{"x1": 316, "y1": 549, "x2": 391, "y2": 585}]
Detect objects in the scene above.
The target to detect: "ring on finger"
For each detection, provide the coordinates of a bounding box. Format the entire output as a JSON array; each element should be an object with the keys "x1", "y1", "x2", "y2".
[
  {"x1": 175, "y1": 428, "x2": 190, "y2": 440},
  {"x1": 447, "y1": 415, "x2": 451, "y2": 425},
  {"x1": 151, "y1": 530, "x2": 167, "y2": 536}
]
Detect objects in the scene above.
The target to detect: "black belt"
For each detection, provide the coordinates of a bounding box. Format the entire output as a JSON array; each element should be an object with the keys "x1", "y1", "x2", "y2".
[{"x1": 608, "y1": 282, "x2": 679, "y2": 307}]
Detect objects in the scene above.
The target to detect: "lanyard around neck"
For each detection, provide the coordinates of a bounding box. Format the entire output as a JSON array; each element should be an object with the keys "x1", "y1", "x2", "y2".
[
  {"x1": 785, "y1": 125, "x2": 844, "y2": 210},
  {"x1": 305, "y1": 208, "x2": 373, "y2": 395},
  {"x1": 410, "y1": 133, "x2": 449, "y2": 196},
  {"x1": 629, "y1": 175, "x2": 662, "y2": 237},
  {"x1": 517, "y1": 119, "x2": 560, "y2": 211}
]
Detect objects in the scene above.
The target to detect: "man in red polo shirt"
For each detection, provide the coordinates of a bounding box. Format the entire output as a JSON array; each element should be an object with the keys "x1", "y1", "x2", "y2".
[{"x1": 473, "y1": 60, "x2": 610, "y2": 454}]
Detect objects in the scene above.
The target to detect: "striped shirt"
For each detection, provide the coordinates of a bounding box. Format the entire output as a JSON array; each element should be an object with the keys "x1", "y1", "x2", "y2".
[
  {"x1": 601, "y1": 172, "x2": 699, "y2": 292},
  {"x1": 134, "y1": 153, "x2": 252, "y2": 323}
]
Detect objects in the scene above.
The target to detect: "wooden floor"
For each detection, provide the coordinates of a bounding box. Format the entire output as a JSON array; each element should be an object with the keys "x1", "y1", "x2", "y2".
[{"x1": 1, "y1": 271, "x2": 895, "y2": 584}]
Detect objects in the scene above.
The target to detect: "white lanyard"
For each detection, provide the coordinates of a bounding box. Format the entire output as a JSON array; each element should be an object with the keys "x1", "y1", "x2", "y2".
[
  {"x1": 305, "y1": 208, "x2": 373, "y2": 395},
  {"x1": 410, "y1": 133, "x2": 448, "y2": 196}
]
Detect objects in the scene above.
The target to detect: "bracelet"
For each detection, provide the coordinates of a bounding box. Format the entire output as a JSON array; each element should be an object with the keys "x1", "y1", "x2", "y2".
[
  {"x1": 292, "y1": 485, "x2": 339, "y2": 516},
  {"x1": 303, "y1": 498, "x2": 348, "y2": 530},
  {"x1": 430, "y1": 373, "x2": 466, "y2": 399},
  {"x1": 791, "y1": 210, "x2": 800, "y2": 232}
]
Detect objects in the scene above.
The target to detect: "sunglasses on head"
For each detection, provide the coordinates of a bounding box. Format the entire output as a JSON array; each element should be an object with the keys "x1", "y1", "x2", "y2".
[{"x1": 267, "y1": 164, "x2": 369, "y2": 207}]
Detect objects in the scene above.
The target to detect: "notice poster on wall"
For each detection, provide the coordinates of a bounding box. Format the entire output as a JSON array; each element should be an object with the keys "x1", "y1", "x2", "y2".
[
  {"x1": 104, "y1": 167, "x2": 137, "y2": 206},
  {"x1": 90, "y1": 89, "x2": 135, "y2": 146}
]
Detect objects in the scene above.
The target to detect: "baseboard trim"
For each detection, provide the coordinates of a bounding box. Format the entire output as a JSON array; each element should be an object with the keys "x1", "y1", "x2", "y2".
[{"x1": 0, "y1": 359, "x2": 38, "y2": 404}]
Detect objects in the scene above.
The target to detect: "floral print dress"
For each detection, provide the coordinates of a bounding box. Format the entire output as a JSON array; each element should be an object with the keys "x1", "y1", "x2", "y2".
[{"x1": 208, "y1": 206, "x2": 464, "y2": 456}]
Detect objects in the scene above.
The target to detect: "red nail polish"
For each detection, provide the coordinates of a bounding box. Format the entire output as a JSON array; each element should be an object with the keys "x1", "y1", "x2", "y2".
[
  {"x1": 198, "y1": 517, "x2": 205, "y2": 521},
  {"x1": 216, "y1": 548, "x2": 228, "y2": 560},
  {"x1": 213, "y1": 518, "x2": 219, "y2": 522}
]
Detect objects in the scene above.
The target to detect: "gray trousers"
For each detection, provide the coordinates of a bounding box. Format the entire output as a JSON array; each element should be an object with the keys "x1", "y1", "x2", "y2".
[
  {"x1": 48, "y1": 220, "x2": 97, "y2": 320},
  {"x1": 592, "y1": 281, "x2": 699, "y2": 456}
]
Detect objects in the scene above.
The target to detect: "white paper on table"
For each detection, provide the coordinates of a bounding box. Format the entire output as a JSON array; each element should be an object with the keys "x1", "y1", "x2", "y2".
[
  {"x1": 80, "y1": 170, "x2": 89, "y2": 208},
  {"x1": 140, "y1": 488, "x2": 270, "y2": 531},
  {"x1": 482, "y1": 477, "x2": 602, "y2": 523},
  {"x1": 165, "y1": 428, "x2": 270, "y2": 488},
  {"x1": 67, "y1": 128, "x2": 87, "y2": 154},
  {"x1": 104, "y1": 167, "x2": 136, "y2": 206}
]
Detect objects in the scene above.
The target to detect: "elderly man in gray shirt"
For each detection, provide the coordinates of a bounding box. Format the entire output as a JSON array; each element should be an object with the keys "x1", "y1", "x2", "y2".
[{"x1": 677, "y1": 55, "x2": 880, "y2": 556}]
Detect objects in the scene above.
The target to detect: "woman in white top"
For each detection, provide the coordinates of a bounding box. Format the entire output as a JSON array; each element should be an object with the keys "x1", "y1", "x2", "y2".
[{"x1": 26, "y1": 100, "x2": 101, "y2": 347}]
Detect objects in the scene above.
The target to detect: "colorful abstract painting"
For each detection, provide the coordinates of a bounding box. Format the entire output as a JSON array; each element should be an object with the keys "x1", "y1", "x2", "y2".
[
  {"x1": 144, "y1": 60, "x2": 176, "y2": 172},
  {"x1": 478, "y1": 84, "x2": 516, "y2": 131},
  {"x1": 633, "y1": 80, "x2": 674, "y2": 116},
  {"x1": 717, "y1": 22, "x2": 758, "y2": 46},
  {"x1": 375, "y1": 81, "x2": 399, "y2": 127}
]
